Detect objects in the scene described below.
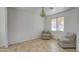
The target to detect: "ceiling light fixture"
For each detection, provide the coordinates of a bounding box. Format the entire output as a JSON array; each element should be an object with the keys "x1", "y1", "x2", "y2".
[{"x1": 40, "y1": 7, "x2": 46, "y2": 17}]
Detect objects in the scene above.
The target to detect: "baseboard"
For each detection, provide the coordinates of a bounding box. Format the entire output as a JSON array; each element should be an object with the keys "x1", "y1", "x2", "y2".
[{"x1": 8, "y1": 37, "x2": 39, "y2": 46}]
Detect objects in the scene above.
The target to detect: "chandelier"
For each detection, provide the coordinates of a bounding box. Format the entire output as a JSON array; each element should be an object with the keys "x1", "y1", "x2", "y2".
[{"x1": 40, "y1": 7, "x2": 46, "y2": 17}]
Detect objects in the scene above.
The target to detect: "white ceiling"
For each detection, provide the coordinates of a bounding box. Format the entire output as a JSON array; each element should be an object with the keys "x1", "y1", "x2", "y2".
[
  {"x1": 16, "y1": 7, "x2": 74, "y2": 16},
  {"x1": 45, "y1": 7, "x2": 73, "y2": 16}
]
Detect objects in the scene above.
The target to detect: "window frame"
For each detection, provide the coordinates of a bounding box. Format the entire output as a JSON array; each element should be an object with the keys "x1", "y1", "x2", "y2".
[{"x1": 51, "y1": 16, "x2": 64, "y2": 31}]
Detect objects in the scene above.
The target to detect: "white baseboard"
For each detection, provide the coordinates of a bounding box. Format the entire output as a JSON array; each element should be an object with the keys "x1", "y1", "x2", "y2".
[{"x1": 8, "y1": 37, "x2": 39, "y2": 46}]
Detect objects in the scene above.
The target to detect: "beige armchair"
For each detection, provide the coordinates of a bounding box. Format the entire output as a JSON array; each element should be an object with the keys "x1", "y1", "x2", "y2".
[
  {"x1": 58, "y1": 32, "x2": 76, "y2": 49},
  {"x1": 41, "y1": 31, "x2": 51, "y2": 40}
]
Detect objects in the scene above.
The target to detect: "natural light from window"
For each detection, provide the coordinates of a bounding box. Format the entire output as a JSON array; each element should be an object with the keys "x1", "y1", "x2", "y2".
[
  {"x1": 51, "y1": 16, "x2": 64, "y2": 31},
  {"x1": 51, "y1": 18, "x2": 56, "y2": 31}
]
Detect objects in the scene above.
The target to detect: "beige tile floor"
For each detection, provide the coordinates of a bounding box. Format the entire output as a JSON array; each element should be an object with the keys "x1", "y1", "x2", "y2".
[{"x1": 0, "y1": 39, "x2": 76, "y2": 52}]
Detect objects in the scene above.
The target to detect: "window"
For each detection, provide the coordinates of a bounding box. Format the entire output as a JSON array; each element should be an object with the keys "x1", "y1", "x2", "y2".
[
  {"x1": 51, "y1": 16, "x2": 64, "y2": 31},
  {"x1": 51, "y1": 18, "x2": 56, "y2": 31}
]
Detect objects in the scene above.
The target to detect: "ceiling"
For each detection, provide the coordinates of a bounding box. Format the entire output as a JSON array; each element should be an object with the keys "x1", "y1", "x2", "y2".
[
  {"x1": 16, "y1": 7, "x2": 74, "y2": 16},
  {"x1": 45, "y1": 7, "x2": 74, "y2": 16}
]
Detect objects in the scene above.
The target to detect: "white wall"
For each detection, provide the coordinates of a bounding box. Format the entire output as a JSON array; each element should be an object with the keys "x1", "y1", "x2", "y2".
[
  {"x1": 0, "y1": 7, "x2": 8, "y2": 47},
  {"x1": 76, "y1": 8, "x2": 79, "y2": 51},
  {"x1": 7, "y1": 7, "x2": 44, "y2": 45},
  {"x1": 45, "y1": 8, "x2": 78, "y2": 39}
]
